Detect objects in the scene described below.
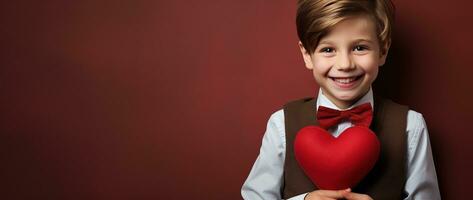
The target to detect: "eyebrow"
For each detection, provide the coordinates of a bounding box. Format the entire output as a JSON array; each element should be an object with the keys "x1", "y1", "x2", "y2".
[
  {"x1": 353, "y1": 39, "x2": 375, "y2": 44},
  {"x1": 318, "y1": 39, "x2": 375, "y2": 45},
  {"x1": 318, "y1": 40, "x2": 334, "y2": 45}
]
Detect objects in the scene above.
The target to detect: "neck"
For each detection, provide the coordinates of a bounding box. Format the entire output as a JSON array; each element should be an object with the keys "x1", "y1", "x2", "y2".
[
  {"x1": 330, "y1": 97, "x2": 360, "y2": 110},
  {"x1": 320, "y1": 88, "x2": 371, "y2": 110}
]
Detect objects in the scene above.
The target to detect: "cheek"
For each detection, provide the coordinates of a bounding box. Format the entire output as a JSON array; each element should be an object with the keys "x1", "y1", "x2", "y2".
[
  {"x1": 355, "y1": 55, "x2": 379, "y2": 72},
  {"x1": 312, "y1": 57, "x2": 332, "y2": 75}
]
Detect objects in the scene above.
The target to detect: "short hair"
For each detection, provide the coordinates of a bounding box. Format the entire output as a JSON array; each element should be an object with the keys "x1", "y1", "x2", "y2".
[{"x1": 296, "y1": 0, "x2": 395, "y2": 54}]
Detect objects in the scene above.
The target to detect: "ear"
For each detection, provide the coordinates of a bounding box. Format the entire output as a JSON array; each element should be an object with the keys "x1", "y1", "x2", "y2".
[
  {"x1": 298, "y1": 41, "x2": 314, "y2": 70},
  {"x1": 378, "y1": 39, "x2": 391, "y2": 66}
]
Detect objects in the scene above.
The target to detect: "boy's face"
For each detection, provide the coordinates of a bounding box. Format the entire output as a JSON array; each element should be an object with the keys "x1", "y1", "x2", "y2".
[{"x1": 299, "y1": 15, "x2": 389, "y2": 109}]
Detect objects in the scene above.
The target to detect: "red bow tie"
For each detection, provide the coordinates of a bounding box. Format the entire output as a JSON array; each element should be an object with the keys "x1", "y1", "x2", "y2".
[{"x1": 316, "y1": 103, "x2": 373, "y2": 129}]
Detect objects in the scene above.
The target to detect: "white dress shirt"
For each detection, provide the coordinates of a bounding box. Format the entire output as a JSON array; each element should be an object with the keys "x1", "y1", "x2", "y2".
[{"x1": 241, "y1": 88, "x2": 440, "y2": 200}]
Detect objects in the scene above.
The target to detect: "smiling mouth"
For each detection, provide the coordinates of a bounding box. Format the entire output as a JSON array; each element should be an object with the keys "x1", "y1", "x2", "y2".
[{"x1": 330, "y1": 74, "x2": 364, "y2": 84}]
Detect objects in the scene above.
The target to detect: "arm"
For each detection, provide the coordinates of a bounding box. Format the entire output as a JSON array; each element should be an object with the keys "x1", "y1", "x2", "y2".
[
  {"x1": 404, "y1": 111, "x2": 441, "y2": 199},
  {"x1": 241, "y1": 110, "x2": 309, "y2": 200},
  {"x1": 241, "y1": 110, "x2": 286, "y2": 200}
]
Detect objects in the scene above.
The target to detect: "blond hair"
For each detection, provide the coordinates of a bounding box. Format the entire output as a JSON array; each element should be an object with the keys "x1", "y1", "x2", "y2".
[{"x1": 296, "y1": 0, "x2": 395, "y2": 54}]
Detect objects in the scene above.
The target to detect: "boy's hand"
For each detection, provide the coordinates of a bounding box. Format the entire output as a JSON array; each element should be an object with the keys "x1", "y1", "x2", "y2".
[
  {"x1": 304, "y1": 188, "x2": 373, "y2": 200},
  {"x1": 343, "y1": 191, "x2": 373, "y2": 200},
  {"x1": 304, "y1": 188, "x2": 350, "y2": 200}
]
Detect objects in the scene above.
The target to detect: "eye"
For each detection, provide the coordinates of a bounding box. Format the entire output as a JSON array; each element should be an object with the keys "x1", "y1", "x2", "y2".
[
  {"x1": 353, "y1": 45, "x2": 368, "y2": 51},
  {"x1": 320, "y1": 47, "x2": 334, "y2": 53}
]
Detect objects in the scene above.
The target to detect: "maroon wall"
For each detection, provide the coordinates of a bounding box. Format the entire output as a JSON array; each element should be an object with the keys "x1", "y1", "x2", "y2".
[{"x1": 1, "y1": 0, "x2": 472, "y2": 199}]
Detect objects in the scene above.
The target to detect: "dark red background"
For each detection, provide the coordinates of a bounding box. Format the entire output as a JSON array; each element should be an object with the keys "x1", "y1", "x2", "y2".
[{"x1": 1, "y1": 0, "x2": 472, "y2": 199}]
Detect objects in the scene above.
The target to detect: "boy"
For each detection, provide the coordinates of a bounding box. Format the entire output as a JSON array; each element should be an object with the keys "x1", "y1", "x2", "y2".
[{"x1": 241, "y1": 0, "x2": 440, "y2": 199}]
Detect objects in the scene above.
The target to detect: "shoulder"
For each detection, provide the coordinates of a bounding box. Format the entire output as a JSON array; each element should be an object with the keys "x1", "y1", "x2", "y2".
[
  {"x1": 264, "y1": 109, "x2": 285, "y2": 136},
  {"x1": 268, "y1": 109, "x2": 285, "y2": 126},
  {"x1": 263, "y1": 109, "x2": 286, "y2": 148},
  {"x1": 407, "y1": 109, "x2": 426, "y2": 125},
  {"x1": 405, "y1": 109, "x2": 429, "y2": 151},
  {"x1": 376, "y1": 96, "x2": 409, "y2": 112},
  {"x1": 282, "y1": 97, "x2": 316, "y2": 122},
  {"x1": 263, "y1": 96, "x2": 314, "y2": 144},
  {"x1": 406, "y1": 109, "x2": 428, "y2": 133},
  {"x1": 283, "y1": 97, "x2": 315, "y2": 109},
  {"x1": 405, "y1": 109, "x2": 433, "y2": 161},
  {"x1": 376, "y1": 97, "x2": 427, "y2": 129},
  {"x1": 267, "y1": 96, "x2": 314, "y2": 130}
]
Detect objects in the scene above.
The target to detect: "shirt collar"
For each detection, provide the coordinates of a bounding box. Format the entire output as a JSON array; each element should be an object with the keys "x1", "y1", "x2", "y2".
[{"x1": 316, "y1": 88, "x2": 374, "y2": 111}]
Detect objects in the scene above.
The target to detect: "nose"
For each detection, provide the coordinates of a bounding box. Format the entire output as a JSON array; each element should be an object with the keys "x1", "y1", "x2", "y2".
[{"x1": 335, "y1": 52, "x2": 355, "y2": 71}]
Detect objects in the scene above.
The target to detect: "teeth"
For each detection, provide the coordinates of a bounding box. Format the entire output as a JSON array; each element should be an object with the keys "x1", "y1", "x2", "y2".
[{"x1": 333, "y1": 77, "x2": 356, "y2": 84}]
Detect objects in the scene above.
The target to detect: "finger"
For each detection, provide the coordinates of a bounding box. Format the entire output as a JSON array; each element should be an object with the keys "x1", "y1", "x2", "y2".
[
  {"x1": 315, "y1": 189, "x2": 350, "y2": 198},
  {"x1": 321, "y1": 197, "x2": 336, "y2": 200},
  {"x1": 343, "y1": 192, "x2": 373, "y2": 200},
  {"x1": 316, "y1": 197, "x2": 336, "y2": 200}
]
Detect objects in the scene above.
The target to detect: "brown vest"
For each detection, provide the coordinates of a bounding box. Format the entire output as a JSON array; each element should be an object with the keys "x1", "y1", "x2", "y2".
[{"x1": 282, "y1": 96, "x2": 409, "y2": 199}]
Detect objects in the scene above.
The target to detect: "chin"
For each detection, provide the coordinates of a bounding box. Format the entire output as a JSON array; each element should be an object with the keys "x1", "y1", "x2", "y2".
[
  {"x1": 335, "y1": 92, "x2": 360, "y2": 101},
  {"x1": 322, "y1": 86, "x2": 368, "y2": 106}
]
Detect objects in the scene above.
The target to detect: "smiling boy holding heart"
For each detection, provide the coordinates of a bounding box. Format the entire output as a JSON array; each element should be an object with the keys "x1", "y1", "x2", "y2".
[{"x1": 242, "y1": 0, "x2": 440, "y2": 199}]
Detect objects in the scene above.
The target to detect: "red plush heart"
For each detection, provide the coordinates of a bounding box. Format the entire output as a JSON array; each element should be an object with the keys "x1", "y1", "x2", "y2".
[{"x1": 294, "y1": 125, "x2": 380, "y2": 190}]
